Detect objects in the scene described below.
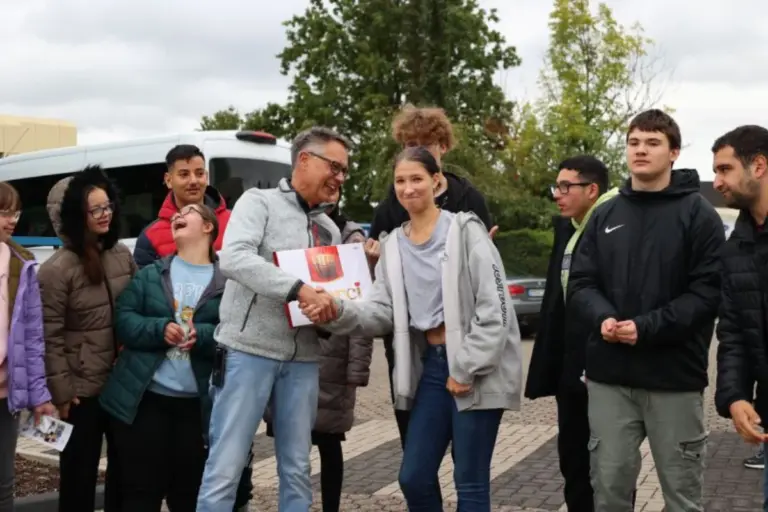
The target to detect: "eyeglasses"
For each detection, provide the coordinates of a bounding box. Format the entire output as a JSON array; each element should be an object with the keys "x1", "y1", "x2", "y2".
[
  {"x1": 550, "y1": 182, "x2": 592, "y2": 196},
  {"x1": 307, "y1": 152, "x2": 349, "y2": 178},
  {"x1": 170, "y1": 205, "x2": 202, "y2": 222},
  {"x1": 0, "y1": 210, "x2": 21, "y2": 222},
  {"x1": 88, "y1": 203, "x2": 114, "y2": 219}
]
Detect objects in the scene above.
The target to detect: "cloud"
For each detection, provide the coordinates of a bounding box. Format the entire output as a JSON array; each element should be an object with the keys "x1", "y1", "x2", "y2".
[{"x1": 1, "y1": 0, "x2": 766, "y2": 182}]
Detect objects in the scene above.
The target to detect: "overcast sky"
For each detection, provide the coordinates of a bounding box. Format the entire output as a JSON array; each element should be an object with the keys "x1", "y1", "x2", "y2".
[{"x1": 1, "y1": 0, "x2": 766, "y2": 182}]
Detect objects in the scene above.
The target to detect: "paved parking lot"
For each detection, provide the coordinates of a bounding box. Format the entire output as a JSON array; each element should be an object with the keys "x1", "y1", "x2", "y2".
[
  {"x1": 244, "y1": 339, "x2": 764, "y2": 511},
  {"x1": 23, "y1": 338, "x2": 764, "y2": 511}
]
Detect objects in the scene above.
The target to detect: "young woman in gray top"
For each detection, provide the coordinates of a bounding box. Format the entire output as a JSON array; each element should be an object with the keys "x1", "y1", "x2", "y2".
[{"x1": 301, "y1": 146, "x2": 523, "y2": 511}]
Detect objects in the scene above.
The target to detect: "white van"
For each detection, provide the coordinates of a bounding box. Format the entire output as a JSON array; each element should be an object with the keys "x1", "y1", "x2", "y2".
[{"x1": 0, "y1": 130, "x2": 292, "y2": 262}]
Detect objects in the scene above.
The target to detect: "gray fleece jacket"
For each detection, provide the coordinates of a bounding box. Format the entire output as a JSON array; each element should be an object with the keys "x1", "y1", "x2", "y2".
[
  {"x1": 215, "y1": 178, "x2": 341, "y2": 361},
  {"x1": 326, "y1": 211, "x2": 523, "y2": 412}
]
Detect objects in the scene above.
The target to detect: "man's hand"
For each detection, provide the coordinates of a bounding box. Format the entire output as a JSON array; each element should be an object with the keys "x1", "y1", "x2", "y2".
[
  {"x1": 164, "y1": 323, "x2": 185, "y2": 346},
  {"x1": 298, "y1": 285, "x2": 337, "y2": 324},
  {"x1": 363, "y1": 238, "x2": 380, "y2": 263},
  {"x1": 615, "y1": 320, "x2": 638, "y2": 345},
  {"x1": 730, "y1": 400, "x2": 768, "y2": 444},
  {"x1": 57, "y1": 397, "x2": 80, "y2": 420},
  {"x1": 489, "y1": 225, "x2": 499, "y2": 240},
  {"x1": 601, "y1": 317, "x2": 619, "y2": 342},
  {"x1": 33, "y1": 402, "x2": 57, "y2": 426},
  {"x1": 446, "y1": 377, "x2": 473, "y2": 396},
  {"x1": 178, "y1": 318, "x2": 197, "y2": 351}
]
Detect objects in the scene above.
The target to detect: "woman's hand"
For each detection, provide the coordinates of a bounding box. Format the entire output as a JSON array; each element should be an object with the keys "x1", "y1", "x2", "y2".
[
  {"x1": 57, "y1": 397, "x2": 80, "y2": 420},
  {"x1": 363, "y1": 238, "x2": 380, "y2": 263},
  {"x1": 33, "y1": 402, "x2": 57, "y2": 426},
  {"x1": 164, "y1": 323, "x2": 185, "y2": 345},
  {"x1": 177, "y1": 319, "x2": 197, "y2": 351},
  {"x1": 446, "y1": 377, "x2": 472, "y2": 397}
]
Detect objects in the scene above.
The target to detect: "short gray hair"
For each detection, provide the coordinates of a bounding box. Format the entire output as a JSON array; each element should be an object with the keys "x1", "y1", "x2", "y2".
[{"x1": 290, "y1": 126, "x2": 353, "y2": 167}]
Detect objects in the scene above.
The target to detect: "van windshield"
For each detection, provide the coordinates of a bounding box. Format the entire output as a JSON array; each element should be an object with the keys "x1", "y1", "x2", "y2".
[{"x1": 210, "y1": 157, "x2": 292, "y2": 206}]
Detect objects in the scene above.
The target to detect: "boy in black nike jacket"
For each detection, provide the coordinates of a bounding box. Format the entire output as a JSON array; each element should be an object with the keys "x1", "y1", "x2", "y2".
[{"x1": 567, "y1": 110, "x2": 724, "y2": 512}]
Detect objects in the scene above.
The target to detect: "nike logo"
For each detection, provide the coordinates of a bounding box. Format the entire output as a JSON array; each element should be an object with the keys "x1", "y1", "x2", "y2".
[{"x1": 605, "y1": 224, "x2": 624, "y2": 234}]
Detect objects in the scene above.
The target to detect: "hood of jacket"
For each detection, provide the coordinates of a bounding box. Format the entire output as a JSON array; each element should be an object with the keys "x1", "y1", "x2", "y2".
[
  {"x1": 46, "y1": 166, "x2": 122, "y2": 253},
  {"x1": 156, "y1": 185, "x2": 228, "y2": 221},
  {"x1": 620, "y1": 168, "x2": 701, "y2": 199}
]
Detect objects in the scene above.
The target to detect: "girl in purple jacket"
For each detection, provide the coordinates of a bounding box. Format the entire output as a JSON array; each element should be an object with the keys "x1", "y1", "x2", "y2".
[{"x1": 0, "y1": 182, "x2": 55, "y2": 512}]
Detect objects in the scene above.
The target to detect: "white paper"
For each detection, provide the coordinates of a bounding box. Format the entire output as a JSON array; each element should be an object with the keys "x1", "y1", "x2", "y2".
[
  {"x1": 274, "y1": 242, "x2": 374, "y2": 327},
  {"x1": 19, "y1": 414, "x2": 73, "y2": 452}
]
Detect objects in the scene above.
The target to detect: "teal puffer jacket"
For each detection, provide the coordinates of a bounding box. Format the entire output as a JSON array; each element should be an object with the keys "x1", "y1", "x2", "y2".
[{"x1": 99, "y1": 256, "x2": 224, "y2": 430}]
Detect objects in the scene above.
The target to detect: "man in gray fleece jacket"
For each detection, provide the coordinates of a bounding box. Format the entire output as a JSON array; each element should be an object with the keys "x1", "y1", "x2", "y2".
[{"x1": 197, "y1": 127, "x2": 351, "y2": 512}]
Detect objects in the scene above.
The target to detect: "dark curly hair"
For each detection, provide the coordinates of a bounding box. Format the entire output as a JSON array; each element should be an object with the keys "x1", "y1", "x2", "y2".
[{"x1": 59, "y1": 165, "x2": 122, "y2": 284}]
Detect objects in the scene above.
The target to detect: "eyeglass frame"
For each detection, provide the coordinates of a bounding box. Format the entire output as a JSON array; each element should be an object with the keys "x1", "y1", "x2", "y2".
[
  {"x1": 0, "y1": 210, "x2": 21, "y2": 222},
  {"x1": 306, "y1": 151, "x2": 349, "y2": 178},
  {"x1": 170, "y1": 205, "x2": 204, "y2": 223},
  {"x1": 87, "y1": 202, "x2": 114, "y2": 220},
  {"x1": 550, "y1": 181, "x2": 594, "y2": 196}
]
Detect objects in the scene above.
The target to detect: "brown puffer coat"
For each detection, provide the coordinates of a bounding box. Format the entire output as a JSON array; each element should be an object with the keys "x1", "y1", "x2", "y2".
[
  {"x1": 265, "y1": 223, "x2": 374, "y2": 435},
  {"x1": 38, "y1": 170, "x2": 136, "y2": 405}
]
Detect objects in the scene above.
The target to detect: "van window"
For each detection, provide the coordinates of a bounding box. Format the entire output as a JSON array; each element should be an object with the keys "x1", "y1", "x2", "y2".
[
  {"x1": 11, "y1": 162, "x2": 168, "y2": 241},
  {"x1": 210, "y1": 158, "x2": 291, "y2": 206}
]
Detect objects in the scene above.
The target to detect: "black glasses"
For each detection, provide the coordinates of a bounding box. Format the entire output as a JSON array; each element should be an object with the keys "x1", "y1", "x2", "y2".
[
  {"x1": 88, "y1": 203, "x2": 114, "y2": 219},
  {"x1": 307, "y1": 152, "x2": 349, "y2": 178},
  {"x1": 550, "y1": 182, "x2": 592, "y2": 196}
]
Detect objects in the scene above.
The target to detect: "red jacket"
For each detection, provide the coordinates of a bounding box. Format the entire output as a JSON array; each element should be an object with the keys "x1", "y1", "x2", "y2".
[{"x1": 133, "y1": 186, "x2": 231, "y2": 268}]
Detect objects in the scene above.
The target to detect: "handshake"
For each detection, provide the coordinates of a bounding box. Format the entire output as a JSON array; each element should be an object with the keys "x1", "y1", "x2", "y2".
[{"x1": 298, "y1": 284, "x2": 339, "y2": 324}]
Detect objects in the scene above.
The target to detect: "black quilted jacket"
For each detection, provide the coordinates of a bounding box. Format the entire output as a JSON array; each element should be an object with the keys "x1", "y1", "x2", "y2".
[{"x1": 715, "y1": 210, "x2": 768, "y2": 420}]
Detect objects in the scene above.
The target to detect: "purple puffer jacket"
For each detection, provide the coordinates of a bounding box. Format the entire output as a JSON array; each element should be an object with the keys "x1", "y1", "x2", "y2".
[{"x1": 6, "y1": 244, "x2": 51, "y2": 414}]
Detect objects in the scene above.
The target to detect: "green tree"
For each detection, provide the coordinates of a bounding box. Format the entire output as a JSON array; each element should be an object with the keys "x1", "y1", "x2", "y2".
[
  {"x1": 199, "y1": 106, "x2": 244, "y2": 130},
  {"x1": 201, "y1": 0, "x2": 520, "y2": 221},
  {"x1": 507, "y1": 0, "x2": 670, "y2": 199}
]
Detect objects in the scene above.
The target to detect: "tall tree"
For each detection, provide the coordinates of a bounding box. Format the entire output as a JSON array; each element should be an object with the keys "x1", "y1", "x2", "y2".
[
  {"x1": 507, "y1": 0, "x2": 669, "y2": 202},
  {"x1": 201, "y1": 0, "x2": 520, "y2": 221}
]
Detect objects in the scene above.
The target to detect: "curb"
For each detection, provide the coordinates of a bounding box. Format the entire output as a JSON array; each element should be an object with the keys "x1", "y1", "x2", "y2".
[{"x1": 15, "y1": 484, "x2": 105, "y2": 512}]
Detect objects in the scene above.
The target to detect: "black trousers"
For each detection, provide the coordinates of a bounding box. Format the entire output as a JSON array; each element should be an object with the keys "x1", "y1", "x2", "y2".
[
  {"x1": 315, "y1": 434, "x2": 344, "y2": 512},
  {"x1": 556, "y1": 385, "x2": 636, "y2": 511},
  {"x1": 111, "y1": 392, "x2": 207, "y2": 512},
  {"x1": 58, "y1": 396, "x2": 121, "y2": 512},
  {"x1": 556, "y1": 387, "x2": 594, "y2": 512}
]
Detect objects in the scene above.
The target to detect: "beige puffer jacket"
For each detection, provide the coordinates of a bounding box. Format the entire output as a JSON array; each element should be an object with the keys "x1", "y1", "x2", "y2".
[{"x1": 38, "y1": 171, "x2": 136, "y2": 405}]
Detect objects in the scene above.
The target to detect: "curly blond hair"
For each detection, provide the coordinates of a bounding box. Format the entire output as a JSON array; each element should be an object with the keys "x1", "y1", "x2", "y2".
[{"x1": 391, "y1": 104, "x2": 456, "y2": 151}]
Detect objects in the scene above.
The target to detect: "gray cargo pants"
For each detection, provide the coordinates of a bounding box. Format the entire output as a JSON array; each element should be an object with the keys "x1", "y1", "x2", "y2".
[{"x1": 587, "y1": 380, "x2": 706, "y2": 512}]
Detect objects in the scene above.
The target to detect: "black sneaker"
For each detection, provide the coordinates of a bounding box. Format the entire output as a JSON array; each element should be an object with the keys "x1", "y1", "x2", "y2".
[{"x1": 744, "y1": 453, "x2": 765, "y2": 470}]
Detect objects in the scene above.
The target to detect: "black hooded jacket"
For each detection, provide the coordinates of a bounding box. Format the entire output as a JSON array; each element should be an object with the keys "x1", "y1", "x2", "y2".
[
  {"x1": 368, "y1": 171, "x2": 492, "y2": 239},
  {"x1": 567, "y1": 169, "x2": 725, "y2": 392}
]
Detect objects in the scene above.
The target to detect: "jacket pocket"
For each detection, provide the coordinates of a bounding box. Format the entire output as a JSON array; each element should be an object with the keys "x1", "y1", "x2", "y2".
[{"x1": 239, "y1": 294, "x2": 258, "y2": 332}]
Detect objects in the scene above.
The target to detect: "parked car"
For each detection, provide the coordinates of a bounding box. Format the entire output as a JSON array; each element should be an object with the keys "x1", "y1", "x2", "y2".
[{"x1": 507, "y1": 276, "x2": 546, "y2": 338}]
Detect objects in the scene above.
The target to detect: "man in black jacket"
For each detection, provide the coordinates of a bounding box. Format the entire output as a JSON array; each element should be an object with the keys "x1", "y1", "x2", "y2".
[
  {"x1": 568, "y1": 109, "x2": 724, "y2": 512},
  {"x1": 525, "y1": 155, "x2": 615, "y2": 511},
  {"x1": 369, "y1": 104, "x2": 497, "y2": 448},
  {"x1": 712, "y1": 125, "x2": 768, "y2": 505}
]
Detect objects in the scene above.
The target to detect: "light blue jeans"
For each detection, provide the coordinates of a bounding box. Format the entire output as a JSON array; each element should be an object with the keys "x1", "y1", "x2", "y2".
[{"x1": 196, "y1": 349, "x2": 319, "y2": 512}]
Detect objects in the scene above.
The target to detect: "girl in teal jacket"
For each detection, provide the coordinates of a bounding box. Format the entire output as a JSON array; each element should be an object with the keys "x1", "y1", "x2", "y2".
[{"x1": 99, "y1": 204, "x2": 224, "y2": 511}]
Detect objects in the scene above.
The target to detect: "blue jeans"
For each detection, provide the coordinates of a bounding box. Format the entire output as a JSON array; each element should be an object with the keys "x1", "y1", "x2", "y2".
[
  {"x1": 196, "y1": 349, "x2": 319, "y2": 512},
  {"x1": 398, "y1": 345, "x2": 502, "y2": 511}
]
